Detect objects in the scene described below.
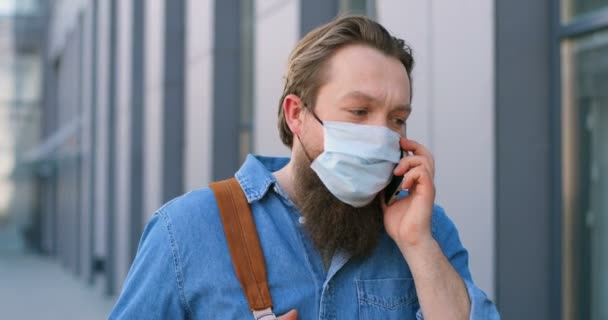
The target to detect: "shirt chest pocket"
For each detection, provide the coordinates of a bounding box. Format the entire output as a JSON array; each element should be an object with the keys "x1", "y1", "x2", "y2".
[{"x1": 356, "y1": 278, "x2": 420, "y2": 320}]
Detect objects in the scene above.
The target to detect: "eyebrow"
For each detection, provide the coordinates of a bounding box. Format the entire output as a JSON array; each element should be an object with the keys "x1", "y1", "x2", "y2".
[{"x1": 340, "y1": 90, "x2": 412, "y2": 113}]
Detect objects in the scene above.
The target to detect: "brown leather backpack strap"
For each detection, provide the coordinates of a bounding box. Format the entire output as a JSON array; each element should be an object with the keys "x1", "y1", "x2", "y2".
[{"x1": 209, "y1": 178, "x2": 274, "y2": 316}]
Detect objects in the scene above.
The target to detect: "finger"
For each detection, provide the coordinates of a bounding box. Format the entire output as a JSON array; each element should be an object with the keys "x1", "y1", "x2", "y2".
[
  {"x1": 399, "y1": 138, "x2": 434, "y2": 169},
  {"x1": 277, "y1": 309, "x2": 298, "y2": 320},
  {"x1": 394, "y1": 155, "x2": 432, "y2": 177},
  {"x1": 399, "y1": 138, "x2": 429, "y2": 156},
  {"x1": 401, "y1": 166, "x2": 433, "y2": 192}
]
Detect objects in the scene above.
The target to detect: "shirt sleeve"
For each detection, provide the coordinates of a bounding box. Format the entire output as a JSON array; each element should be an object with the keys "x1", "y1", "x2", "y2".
[
  {"x1": 415, "y1": 206, "x2": 501, "y2": 320},
  {"x1": 108, "y1": 210, "x2": 191, "y2": 319}
]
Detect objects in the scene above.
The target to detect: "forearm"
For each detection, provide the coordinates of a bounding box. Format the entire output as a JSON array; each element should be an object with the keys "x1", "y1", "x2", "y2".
[{"x1": 400, "y1": 239, "x2": 470, "y2": 320}]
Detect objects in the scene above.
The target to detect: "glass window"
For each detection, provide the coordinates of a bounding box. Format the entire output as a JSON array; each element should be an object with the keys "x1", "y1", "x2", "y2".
[
  {"x1": 562, "y1": 0, "x2": 608, "y2": 22},
  {"x1": 0, "y1": 0, "x2": 41, "y2": 16},
  {"x1": 562, "y1": 29, "x2": 608, "y2": 320},
  {"x1": 339, "y1": 0, "x2": 376, "y2": 18}
]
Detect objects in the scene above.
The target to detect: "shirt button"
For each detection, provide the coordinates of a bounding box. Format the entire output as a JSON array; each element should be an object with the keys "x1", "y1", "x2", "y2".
[{"x1": 298, "y1": 216, "x2": 306, "y2": 224}]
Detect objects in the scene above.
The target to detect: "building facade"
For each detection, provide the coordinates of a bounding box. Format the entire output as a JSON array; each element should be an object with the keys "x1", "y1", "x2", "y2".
[{"x1": 15, "y1": 0, "x2": 608, "y2": 319}]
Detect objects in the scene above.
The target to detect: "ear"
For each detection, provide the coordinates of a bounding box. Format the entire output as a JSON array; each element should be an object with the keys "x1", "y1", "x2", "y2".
[{"x1": 283, "y1": 94, "x2": 305, "y2": 137}]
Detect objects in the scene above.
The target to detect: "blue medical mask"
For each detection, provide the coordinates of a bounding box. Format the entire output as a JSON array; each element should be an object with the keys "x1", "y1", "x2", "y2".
[{"x1": 300, "y1": 111, "x2": 402, "y2": 207}]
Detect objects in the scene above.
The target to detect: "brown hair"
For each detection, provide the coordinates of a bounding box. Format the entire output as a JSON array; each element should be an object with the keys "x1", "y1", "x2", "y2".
[{"x1": 277, "y1": 15, "x2": 415, "y2": 147}]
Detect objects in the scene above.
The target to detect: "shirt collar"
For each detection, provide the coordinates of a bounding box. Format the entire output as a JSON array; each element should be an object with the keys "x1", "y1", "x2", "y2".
[{"x1": 235, "y1": 154, "x2": 290, "y2": 203}]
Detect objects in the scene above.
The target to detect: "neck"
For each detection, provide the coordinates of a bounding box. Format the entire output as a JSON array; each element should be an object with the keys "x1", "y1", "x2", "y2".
[{"x1": 273, "y1": 158, "x2": 298, "y2": 204}]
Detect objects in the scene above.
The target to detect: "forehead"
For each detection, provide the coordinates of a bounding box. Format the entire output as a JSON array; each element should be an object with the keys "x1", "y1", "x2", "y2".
[{"x1": 320, "y1": 44, "x2": 411, "y2": 105}]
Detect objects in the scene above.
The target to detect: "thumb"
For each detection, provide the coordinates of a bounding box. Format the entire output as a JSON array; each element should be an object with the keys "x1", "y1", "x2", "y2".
[{"x1": 277, "y1": 309, "x2": 298, "y2": 320}]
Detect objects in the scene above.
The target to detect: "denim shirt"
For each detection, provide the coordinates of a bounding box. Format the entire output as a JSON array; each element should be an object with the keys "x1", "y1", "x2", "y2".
[{"x1": 110, "y1": 155, "x2": 500, "y2": 320}]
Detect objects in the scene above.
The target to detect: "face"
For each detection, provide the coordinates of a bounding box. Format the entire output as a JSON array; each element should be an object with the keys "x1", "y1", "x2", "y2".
[
  {"x1": 283, "y1": 44, "x2": 412, "y2": 258},
  {"x1": 298, "y1": 44, "x2": 412, "y2": 157}
]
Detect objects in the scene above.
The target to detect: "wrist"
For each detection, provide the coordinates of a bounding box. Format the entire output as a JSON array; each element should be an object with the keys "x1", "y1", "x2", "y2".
[{"x1": 398, "y1": 234, "x2": 437, "y2": 261}]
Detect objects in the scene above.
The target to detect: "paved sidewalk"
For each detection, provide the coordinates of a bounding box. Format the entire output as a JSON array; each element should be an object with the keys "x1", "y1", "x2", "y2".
[{"x1": 0, "y1": 252, "x2": 115, "y2": 319}]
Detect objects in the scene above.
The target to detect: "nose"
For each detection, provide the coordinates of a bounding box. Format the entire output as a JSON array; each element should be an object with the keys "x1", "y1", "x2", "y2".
[{"x1": 366, "y1": 113, "x2": 389, "y2": 127}]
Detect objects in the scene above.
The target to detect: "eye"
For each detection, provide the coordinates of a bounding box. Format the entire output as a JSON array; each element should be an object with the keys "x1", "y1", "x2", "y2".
[
  {"x1": 390, "y1": 118, "x2": 407, "y2": 134},
  {"x1": 392, "y1": 118, "x2": 406, "y2": 126},
  {"x1": 349, "y1": 109, "x2": 368, "y2": 117}
]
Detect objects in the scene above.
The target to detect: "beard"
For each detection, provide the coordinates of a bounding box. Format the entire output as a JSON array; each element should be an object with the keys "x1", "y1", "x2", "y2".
[{"x1": 291, "y1": 147, "x2": 385, "y2": 260}]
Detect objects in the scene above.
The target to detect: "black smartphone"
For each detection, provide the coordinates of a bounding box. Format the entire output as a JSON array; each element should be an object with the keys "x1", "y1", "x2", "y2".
[
  {"x1": 384, "y1": 150, "x2": 405, "y2": 205},
  {"x1": 384, "y1": 174, "x2": 403, "y2": 205}
]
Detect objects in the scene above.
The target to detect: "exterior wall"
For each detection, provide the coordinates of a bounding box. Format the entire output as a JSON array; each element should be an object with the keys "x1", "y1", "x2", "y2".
[
  {"x1": 79, "y1": 4, "x2": 93, "y2": 283},
  {"x1": 41, "y1": 0, "x2": 90, "y2": 278},
  {"x1": 93, "y1": 0, "x2": 109, "y2": 269},
  {"x1": 184, "y1": 0, "x2": 213, "y2": 190},
  {"x1": 114, "y1": 0, "x2": 133, "y2": 292},
  {"x1": 377, "y1": 0, "x2": 496, "y2": 298},
  {"x1": 36, "y1": 0, "x2": 499, "y2": 304}
]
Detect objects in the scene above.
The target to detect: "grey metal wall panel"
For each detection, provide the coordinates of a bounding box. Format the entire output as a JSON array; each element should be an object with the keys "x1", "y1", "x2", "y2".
[
  {"x1": 62, "y1": 19, "x2": 82, "y2": 276},
  {"x1": 495, "y1": 0, "x2": 556, "y2": 318},
  {"x1": 94, "y1": 0, "x2": 110, "y2": 279},
  {"x1": 55, "y1": 58, "x2": 66, "y2": 267},
  {"x1": 106, "y1": 0, "x2": 118, "y2": 296},
  {"x1": 39, "y1": 3, "x2": 53, "y2": 255},
  {"x1": 75, "y1": 13, "x2": 85, "y2": 277},
  {"x1": 67, "y1": 28, "x2": 81, "y2": 275},
  {"x1": 212, "y1": 0, "x2": 241, "y2": 181},
  {"x1": 79, "y1": 6, "x2": 94, "y2": 282},
  {"x1": 56, "y1": 35, "x2": 81, "y2": 272},
  {"x1": 113, "y1": 0, "x2": 135, "y2": 294},
  {"x1": 88, "y1": 0, "x2": 99, "y2": 285},
  {"x1": 50, "y1": 174, "x2": 58, "y2": 256},
  {"x1": 129, "y1": 0, "x2": 145, "y2": 264},
  {"x1": 548, "y1": 1, "x2": 563, "y2": 319},
  {"x1": 162, "y1": 0, "x2": 186, "y2": 200},
  {"x1": 142, "y1": 0, "x2": 164, "y2": 224},
  {"x1": 40, "y1": 15, "x2": 59, "y2": 255},
  {"x1": 300, "y1": 0, "x2": 339, "y2": 35}
]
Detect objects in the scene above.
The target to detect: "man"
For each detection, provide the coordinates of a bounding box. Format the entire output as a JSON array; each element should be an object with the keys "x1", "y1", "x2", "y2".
[{"x1": 110, "y1": 16, "x2": 500, "y2": 319}]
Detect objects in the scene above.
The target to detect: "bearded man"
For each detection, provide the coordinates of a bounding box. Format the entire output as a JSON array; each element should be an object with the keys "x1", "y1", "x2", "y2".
[{"x1": 110, "y1": 15, "x2": 500, "y2": 320}]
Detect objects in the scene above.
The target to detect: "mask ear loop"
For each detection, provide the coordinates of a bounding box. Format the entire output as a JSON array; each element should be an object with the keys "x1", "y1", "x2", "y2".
[
  {"x1": 304, "y1": 103, "x2": 324, "y2": 125},
  {"x1": 297, "y1": 103, "x2": 323, "y2": 163},
  {"x1": 296, "y1": 135, "x2": 315, "y2": 163}
]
